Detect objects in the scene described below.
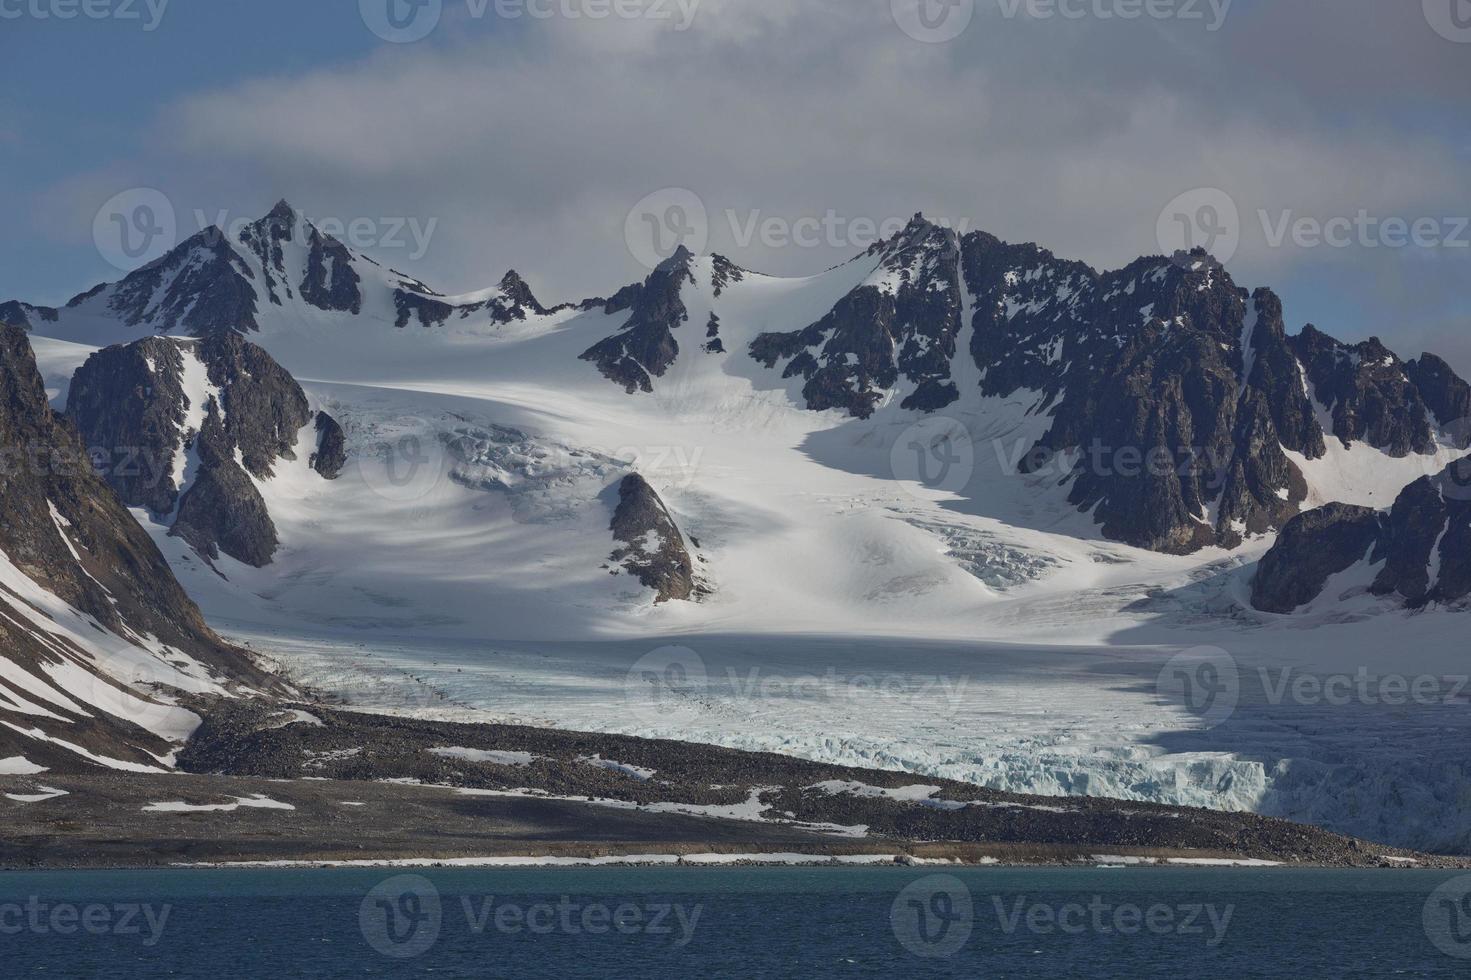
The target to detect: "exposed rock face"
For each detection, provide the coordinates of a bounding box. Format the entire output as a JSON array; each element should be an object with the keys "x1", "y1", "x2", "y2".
[
  {"x1": 1251, "y1": 504, "x2": 1383, "y2": 613},
  {"x1": 170, "y1": 403, "x2": 280, "y2": 567},
  {"x1": 0, "y1": 325, "x2": 272, "y2": 771},
  {"x1": 1407, "y1": 353, "x2": 1471, "y2": 447},
  {"x1": 609, "y1": 474, "x2": 701, "y2": 603},
  {"x1": 1251, "y1": 460, "x2": 1471, "y2": 612},
  {"x1": 103, "y1": 230, "x2": 262, "y2": 337},
  {"x1": 300, "y1": 227, "x2": 364, "y2": 315},
  {"x1": 1291, "y1": 326, "x2": 1435, "y2": 455},
  {"x1": 0, "y1": 300, "x2": 59, "y2": 331},
  {"x1": 63, "y1": 336, "x2": 190, "y2": 514},
  {"x1": 67, "y1": 332, "x2": 338, "y2": 568},
  {"x1": 581, "y1": 248, "x2": 697, "y2": 393},
  {"x1": 752, "y1": 217, "x2": 964, "y2": 418},
  {"x1": 310, "y1": 412, "x2": 348, "y2": 479},
  {"x1": 394, "y1": 269, "x2": 550, "y2": 329}
]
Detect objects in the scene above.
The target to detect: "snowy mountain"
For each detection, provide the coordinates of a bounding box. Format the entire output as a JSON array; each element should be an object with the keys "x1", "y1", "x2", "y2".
[
  {"x1": 9, "y1": 200, "x2": 1471, "y2": 850},
  {"x1": 0, "y1": 326, "x2": 274, "y2": 775}
]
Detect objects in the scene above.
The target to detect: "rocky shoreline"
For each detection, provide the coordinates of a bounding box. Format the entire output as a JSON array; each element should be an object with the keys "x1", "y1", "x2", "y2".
[{"x1": 0, "y1": 698, "x2": 1455, "y2": 872}]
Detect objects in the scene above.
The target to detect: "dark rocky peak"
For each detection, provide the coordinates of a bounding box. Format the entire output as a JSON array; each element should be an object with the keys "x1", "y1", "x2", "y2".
[
  {"x1": 105, "y1": 229, "x2": 261, "y2": 337},
  {"x1": 608, "y1": 473, "x2": 704, "y2": 603},
  {"x1": 67, "y1": 332, "x2": 338, "y2": 568},
  {"x1": 749, "y1": 215, "x2": 967, "y2": 419},
  {"x1": 1241, "y1": 288, "x2": 1325, "y2": 459},
  {"x1": 1291, "y1": 325, "x2": 1434, "y2": 456},
  {"x1": 497, "y1": 269, "x2": 545, "y2": 314},
  {"x1": 1017, "y1": 256, "x2": 1315, "y2": 554},
  {"x1": 1406, "y1": 352, "x2": 1471, "y2": 447},
  {"x1": 960, "y1": 231, "x2": 1098, "y2": 405},
  {"x1": 237, "y1": 200, "x2": 302, "y2": 305},
  {"x1": 580, "y1": 246, "x2": 698, "y2": 394}
]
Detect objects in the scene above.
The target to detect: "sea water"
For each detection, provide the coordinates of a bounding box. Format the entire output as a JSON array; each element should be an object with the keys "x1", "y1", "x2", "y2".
[{"x1": 1, "y1": 866, "x2": 1464, "y2": 977}]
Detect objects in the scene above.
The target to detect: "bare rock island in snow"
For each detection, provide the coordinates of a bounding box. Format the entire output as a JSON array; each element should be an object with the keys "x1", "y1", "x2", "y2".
[{"x1": 66, "y1": 330, "x2": 344, "y2": 568}]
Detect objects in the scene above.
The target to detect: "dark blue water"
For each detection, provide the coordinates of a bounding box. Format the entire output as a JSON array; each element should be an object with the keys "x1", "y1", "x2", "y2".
[{"x1": 2, "y1": 866, "x2": 1468, "y2": 977}]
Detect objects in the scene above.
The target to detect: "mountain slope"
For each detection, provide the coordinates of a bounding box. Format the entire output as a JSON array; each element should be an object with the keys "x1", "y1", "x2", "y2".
[{"x1": 0, "y1": 325, "x2": 274, "y2": 774}]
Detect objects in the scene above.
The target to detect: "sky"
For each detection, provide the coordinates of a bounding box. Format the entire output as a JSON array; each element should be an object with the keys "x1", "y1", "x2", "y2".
[{"x1": 2, "y1": 0, "x2": 1469, "y2": 367}]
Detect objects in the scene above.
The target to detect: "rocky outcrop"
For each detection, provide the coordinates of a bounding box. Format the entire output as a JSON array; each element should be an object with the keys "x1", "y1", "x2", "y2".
[
  {"x1": 310, "y1": 412, "x2": 347, "y2": 479},
  {"x1": 581, "y1": 248, "x2": 697, "y2": 393},
  {"x1": 609, "y1": 474, "x2": 702, "y2": 602},
  {"x1": 67, "y1": 332, "x2": 339, "y2": 568},
  {"x1": 1407, "y1": 353, "x2": 1471, "y2": 446},
  {"x1": 63, "y1": 336, "x2": 191, "y2": 514},
  {"x1": 0, "y1": 325, "x2": 273, "y2": 771},
  {"x1": 751, "y1": 216, "x2": 964, "y2": 418},
  {"x1": 1251, "y1": 504, "x2": 1383, "y2": 613},
  {"x1": 103, "y1": 229, "x2": 262, "y2": 337},
  {"x1": 1291, "y1": 326, "x2": 1435, "y2": 456},
  {"x1": 0, "y1": 300, "x2": 59, "y2": 331},
  {"x1": 170, "y1": 404, "x2": 279, "y2": 567},
  {"x1": 1251, "y1": 460, "x2": 1471, "y2": 612}
]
